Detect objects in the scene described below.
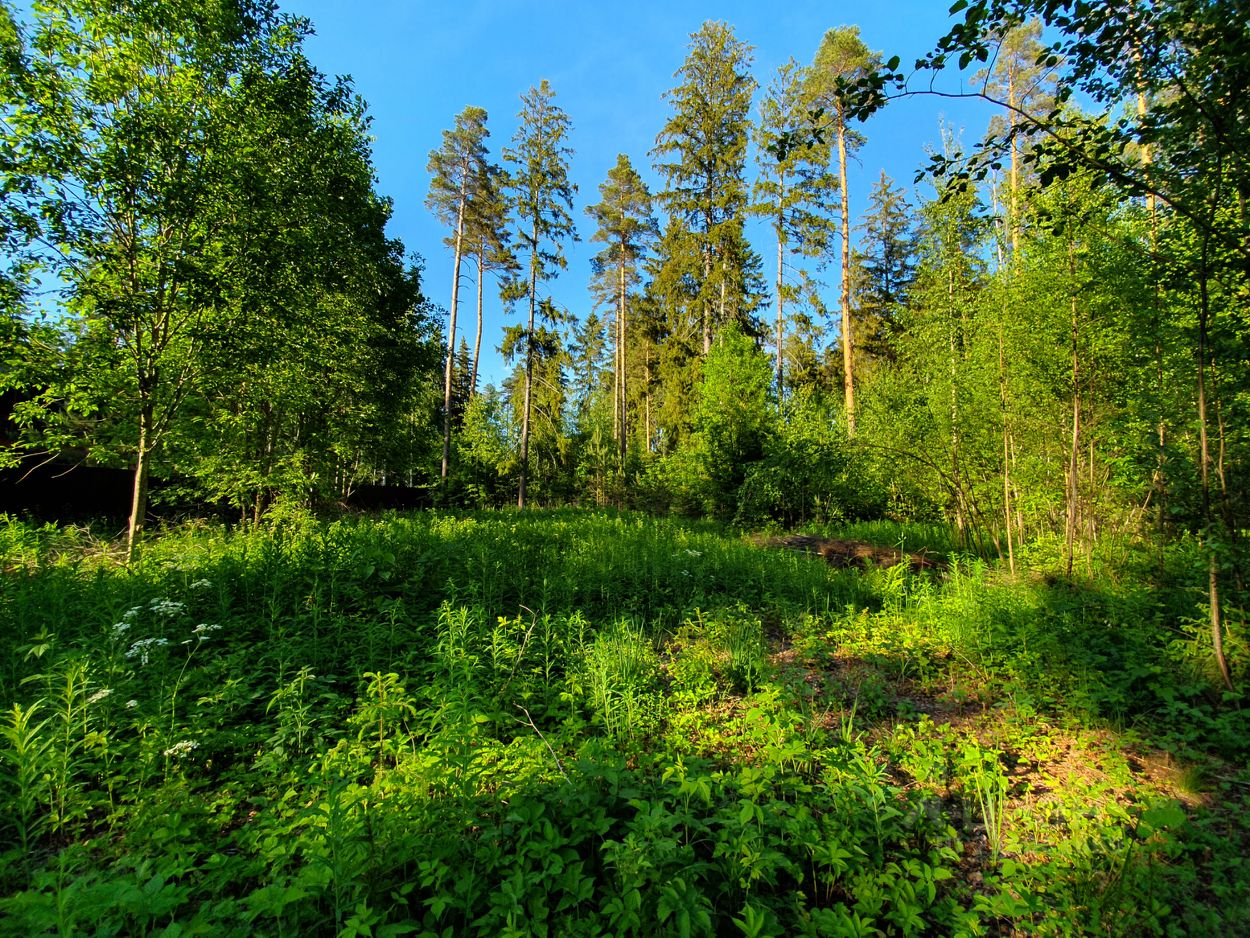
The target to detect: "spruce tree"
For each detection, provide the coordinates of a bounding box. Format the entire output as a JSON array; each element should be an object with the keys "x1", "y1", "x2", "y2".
[
  {"x1": 652, "y1": 20, "x2": 758, "y2": 355},
  {"x1": 851, "y1": 171, "x2": 917, "y2": 368}
]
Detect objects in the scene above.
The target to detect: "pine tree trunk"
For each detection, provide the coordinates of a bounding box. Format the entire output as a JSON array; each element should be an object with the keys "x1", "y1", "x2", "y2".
[
  {"x1": 442, "y1": 171, "x2": 468, "y2": 485},
  {"x1": 838, "y1": 119, "x2": 855, "y2": 435},
  {"x1": 1065, "y1": 243, "x2": 1081, "y2": 578},
  {"x1": 1000, "y1": 326, "x2": 1015, "y2": 575},
  {"x1": 518, "y1": 225, "x2": 538, "y2": 509},
  {"x1": 618, "y1": 247, "x2": 628, "y2": 465},
  {"x1": 1008, "y1": 70, "x2": 1020, "y2": 258},
  {"x1": 775, "y1": 196, "x2": 785, "y2": 402},
  {"x1": 471, "y1": 247, "x2": 484, "y2": 399}
]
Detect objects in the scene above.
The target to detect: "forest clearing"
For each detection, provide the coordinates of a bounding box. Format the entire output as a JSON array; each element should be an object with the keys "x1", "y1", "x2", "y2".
[
  {"x1": 0, "y1": 511, "x2": 1246, "y2": 935},
  {"x1": 2, "y1": 0, "x2": 1249, "y2": 933}
]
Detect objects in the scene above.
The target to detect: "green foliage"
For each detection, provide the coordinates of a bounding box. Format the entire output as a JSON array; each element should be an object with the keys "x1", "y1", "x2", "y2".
[
  {"x1": 0, "y1": 511, "x2": 1245, "y2": 935},
  {"x1": 1, "y1": 1, "x2": 440, "y2": 532},
  {"x1": 652, "y1": 20, "x2": 764, "y2": 351},
  {"x1": 737, "y1": 390, "x2": 880, "y2": 527},
  {"x1": 665, "y1": 325, "x2": 773, "y2": 519}
]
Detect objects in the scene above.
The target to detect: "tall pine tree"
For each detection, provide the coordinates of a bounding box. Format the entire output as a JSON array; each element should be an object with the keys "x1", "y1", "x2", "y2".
[
  {"x1": 426, "y1": 105, "x2": 489, "y2": 486},
  {"x1": 586, "y1": 154, "x2": 658, "y2": 462},
  {"x1": 810, "y1": 26, "x2": 879, "y2": 435},
  {"x1": 754, "y1": 58, "x2": 839, "y2": 400},
  {"x1": 504, "y1": 80, "x2": 577, "y2": 508}
]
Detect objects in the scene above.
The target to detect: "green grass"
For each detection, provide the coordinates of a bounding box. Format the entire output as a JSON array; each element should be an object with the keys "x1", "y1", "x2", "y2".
[{"x1": 0, "y1": 509, "x2": 1246, "y2": 936}]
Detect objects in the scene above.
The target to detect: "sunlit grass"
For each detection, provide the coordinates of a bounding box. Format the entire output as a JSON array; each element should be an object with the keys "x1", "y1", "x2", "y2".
[{"x1": 0, "y1": 509, "x2": 1245, "y2": 935}]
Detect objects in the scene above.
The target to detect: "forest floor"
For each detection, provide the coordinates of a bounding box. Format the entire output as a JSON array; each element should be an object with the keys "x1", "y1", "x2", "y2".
[
  {"x1": 0, "y1": 510, "x2": 1246, "y2": 936},
  {"x1": 761, "y1": 533, "x2": 946, "y2": 571}
]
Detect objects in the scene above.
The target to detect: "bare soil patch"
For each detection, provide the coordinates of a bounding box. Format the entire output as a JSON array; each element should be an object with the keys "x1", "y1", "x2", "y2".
[{"x1": 763, "y1": 534, "x2": 945, "y2": 572}]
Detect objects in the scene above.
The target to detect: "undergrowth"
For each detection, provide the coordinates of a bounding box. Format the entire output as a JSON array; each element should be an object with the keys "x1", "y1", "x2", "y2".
[{"x1": 0, "y1": 510, "x2": 1245, "y2": 935}]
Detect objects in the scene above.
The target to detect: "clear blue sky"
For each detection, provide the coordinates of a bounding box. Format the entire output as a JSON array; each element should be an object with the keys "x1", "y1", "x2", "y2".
[{"x1": 289, "y1": 2, "x2": 997, "y2": 387}]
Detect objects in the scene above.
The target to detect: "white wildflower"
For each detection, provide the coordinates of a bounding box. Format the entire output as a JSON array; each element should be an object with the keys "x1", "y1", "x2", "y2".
[
  {"x1": 125, "y1": 637, "x2": 169, "y2": 665},
  {"x1": 684, "y1": 549, "x2": 702, "y2": 557},
  {"x1": 148, "y1": 599, "x2": 186, "y2": 617},
  {"x1": 111, "y1": 621, "x2": 132, "y2": 638},
  {"x1": 87, "y1": 688, "x2": 112, "y2": 705},
  {"x1": 192, "y1": 623, "x2": 221, "y2": 640},
  {"x1": 190, "y1": 579, "x2": 212, "y2": 590},
  {"x1": 122, "y1": 607, "x2": 142, "y2": 622},
  {"x1": 125, "y1": 699, "x2": 138, "y2": 709},
  {"x1": 163, "y1": 740, "x2": 198, "y2": 758}
]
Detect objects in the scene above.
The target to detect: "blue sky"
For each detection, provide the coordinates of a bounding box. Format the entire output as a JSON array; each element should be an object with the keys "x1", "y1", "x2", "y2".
[{"x1": 286, "y1": 2, "x2": 997, "y2": 386}]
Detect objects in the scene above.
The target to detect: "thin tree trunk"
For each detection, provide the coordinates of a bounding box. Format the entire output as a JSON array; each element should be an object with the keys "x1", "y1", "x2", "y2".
[
  {"x1": 442, "y1": 172, "x2": 469, "y2": 484},
  {"x1": 948, "y1": 269, "x2": 964, "y2": 545},
  {"x1": 1000, "y1": 330, "x2": 1015, "y2": 575},
  {"x1": 719, "y1": 261, "x2": 727, "y2": 332},
  {"x1": 126, "y1": 404, "x2": 153, "y2": 565},
  {"x1": 471, "y1": 247, "x2": 484, "y2": 399},
  {"x1": 1136, "y1": 77, "x2": 1168, "y2": 550},
  {"x1": 1008, "y1": 69, "x2": 1020, "y2": 258},
  {"x1": 1065, "y1": 243, "x2": 1081, "y2": 578},
  {"x1": 838, "y1": 119, "x2": 855, "y2": 435},
  {"x1": 518, "y1": 225, "x2": 538, "y2": 509},
  {"x1": 612, "y1": 316, "x2": 620, "y2": 443},
  {"x1": 702, "y1": 224, "x2": 713, "y2": 355},
  {"x1": 618, "y1": 247, "x2": 628, "y2": 464},
  {"x1": 775, "y1": 197, "x2": 785, "y2": 402},
  {"x1": 1197, "y1": 237, "x2": 1233, "y2": 690},
  {"x1": 644, "y1": 351, "x2": 652, "y2": 454}
]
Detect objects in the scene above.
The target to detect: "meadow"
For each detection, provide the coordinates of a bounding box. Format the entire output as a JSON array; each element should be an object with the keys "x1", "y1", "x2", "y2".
[{"x1": 0, "y1": 510, "x2": 1246, "y2": 936}]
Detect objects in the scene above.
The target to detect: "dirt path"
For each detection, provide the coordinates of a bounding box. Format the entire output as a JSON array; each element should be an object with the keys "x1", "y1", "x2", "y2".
[{"x1": 762, "y1": 534, "x2": 944, "y2": 572}]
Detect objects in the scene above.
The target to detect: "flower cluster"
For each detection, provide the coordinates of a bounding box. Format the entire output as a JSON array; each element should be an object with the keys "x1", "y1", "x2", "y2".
[
  {"x1": 163, "y1": 740, "x2": 198, "y2": 758},
  {"x1": 111, "y1": 606, "x2": 144, "y2": 638},
  {"x1": 126, "y1": 637, "x2": 169, "y2": 665},
  {"x1": 87, "y1": 688, "x2": 112, "y2": 705},
  {"x1": 192, "y1": 623, "x2": 221, "y2": 640},
  {"x1": 148, "y1": 598, "x2": 187, "y2": 618},
  {"x1": 190, "y1": 579, "x2": 213, "y2": 590}
]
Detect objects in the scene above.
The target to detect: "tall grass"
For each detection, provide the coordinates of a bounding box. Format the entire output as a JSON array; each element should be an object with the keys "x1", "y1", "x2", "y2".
[{"x1": 0, "y1": 510, "x2": 1244, "y2": 936}]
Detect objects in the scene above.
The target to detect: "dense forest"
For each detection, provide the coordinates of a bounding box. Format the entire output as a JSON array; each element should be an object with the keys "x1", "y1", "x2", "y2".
[{"x1": 1, "y1": 0, "x2": 1247, "y2": 935}]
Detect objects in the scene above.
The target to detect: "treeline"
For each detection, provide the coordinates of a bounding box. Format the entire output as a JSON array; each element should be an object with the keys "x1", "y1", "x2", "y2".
[
  {"x1": 425, "y1": 6, "x2": 1246, "y2": 553},
  {"x1": 0, "y1": 0, "x2": 442, "y2": 560},
  {"x1": 415, "y1": 3, "x2": 1247, "y2": 681},
  {"x1": 2, "y1": 3, "x2": 1247, "y2": 597}
]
